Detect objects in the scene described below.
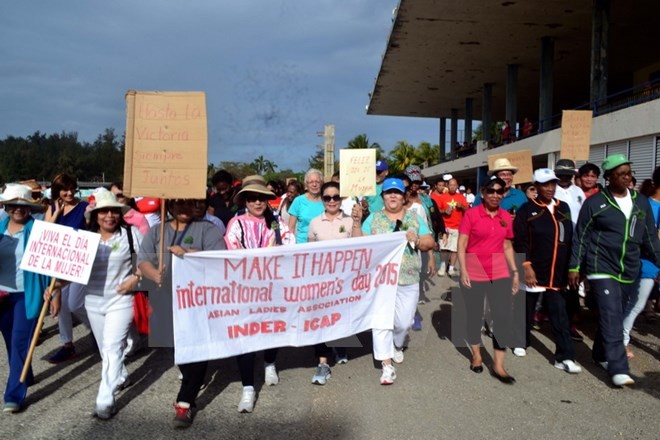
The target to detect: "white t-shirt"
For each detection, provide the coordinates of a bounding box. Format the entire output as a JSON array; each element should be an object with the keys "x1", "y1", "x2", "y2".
[
  {"x1": 84, "y1": 227, "x2": 143, "y2": 312},
  {"x1": 554, "y1": 184, "x2": 585, "y2": 224},
  {"x1": 614, "y1": 191, "x2": 633, "y2": 219}
]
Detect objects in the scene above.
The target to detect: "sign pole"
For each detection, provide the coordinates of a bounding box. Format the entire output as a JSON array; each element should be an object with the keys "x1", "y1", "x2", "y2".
[
  {"x1": 158, "y1": 199, "x2": 166, "y2": 284},
  {"x1": 21, "y1": 277, "x2": 58, "y2": 383}
]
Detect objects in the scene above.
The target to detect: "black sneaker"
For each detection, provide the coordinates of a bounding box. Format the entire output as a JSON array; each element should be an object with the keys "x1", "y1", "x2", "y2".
[
  {"x1": 48, "y1": 345, "x2": 77, "y2": 364},
  {"x1": 569, "y1": 327, "x2": 583, "y2": 341}
]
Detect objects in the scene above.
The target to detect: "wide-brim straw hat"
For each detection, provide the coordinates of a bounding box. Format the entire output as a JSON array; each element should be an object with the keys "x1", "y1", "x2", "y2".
[
  {"x1": 85, "y1": 188, "x2": 130, "y2": 221},
  {"x1": 0, "y1": 183, "x2": 45, "y2": 212},
  {"x1": 233, "y1": 183, "x2": 276, "y2": 204},
  {"x1": 488, "y1": 158, "x2": 519, "y2": 176}
]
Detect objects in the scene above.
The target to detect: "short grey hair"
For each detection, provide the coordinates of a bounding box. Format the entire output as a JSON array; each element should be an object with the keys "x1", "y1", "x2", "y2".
[{"x1": 304, "y1": 169, "x2": 323, "y2": 183}]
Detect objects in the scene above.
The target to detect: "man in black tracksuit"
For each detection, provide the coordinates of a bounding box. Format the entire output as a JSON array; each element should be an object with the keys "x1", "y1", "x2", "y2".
[{"x1": 568, "y1": 154, "x2": 660, "y2": 387}]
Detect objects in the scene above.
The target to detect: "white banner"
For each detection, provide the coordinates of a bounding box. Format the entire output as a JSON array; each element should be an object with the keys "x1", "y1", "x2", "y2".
[
  {"x1": 172, "y1": 233, "x2": 407, "y2": 364},
  {"x1": 19, "y1": 220, "x2": 101, "y2": 284}
]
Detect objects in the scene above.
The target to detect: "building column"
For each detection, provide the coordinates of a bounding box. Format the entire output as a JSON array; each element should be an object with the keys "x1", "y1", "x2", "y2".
[
  {"x1": 590, "y1": 0, "x2": 610, "y2": 112},
  {"x1": 439, "y1": 117, "x2": 447, "y2": 162},
  {"x1": 538, "y1": 37, "x2": 554, "y2": 133},
  {"x1": 506, "y1": 64, "x2": 518, "y2": 136},
  {"x1": 464, "y1": 98, "x2": 473, "y2": 144},
  {"x1": 450, "y1": 108, "x2": 458, "y2": 161},
  {"x1": 482, "y1": 83, "x2": 493, "y2": 144}
]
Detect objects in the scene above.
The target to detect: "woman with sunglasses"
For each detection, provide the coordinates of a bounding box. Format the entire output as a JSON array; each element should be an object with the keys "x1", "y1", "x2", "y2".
[
  {"x1": 0, "y1": 184, "x2": 50, "y2": 413},
  {"x1": 457, "y1": 177, "x2": 519, "y2": 384},
  {"x1": 224, "y1": 179, "x2": 294, "y2": 413},
  {"x1": 44, "y1": 173, "x2": 90, "y2": 364},
  {"x1": 137, "y1": 198, "x2": 224, "y2": 428},
  {"x1": 307, "y1": 182, "x2": 362, "y2": 385},
  {"x1": 353, "y1": 178, "x2": 435, "y2": 385}
]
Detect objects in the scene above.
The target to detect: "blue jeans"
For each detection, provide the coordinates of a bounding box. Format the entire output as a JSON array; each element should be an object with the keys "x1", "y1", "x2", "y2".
[
  {"x1": 589, "y1": 279, "x2": 633, "y2": 375},
  {"x1": 0, "y1": 292, "x2": 37, "y2": 405}
]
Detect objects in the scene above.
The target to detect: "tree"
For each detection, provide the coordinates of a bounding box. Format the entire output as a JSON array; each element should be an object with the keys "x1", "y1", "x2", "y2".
[
  {"x1": 347, "y1": 133, "x2": 385, "y2": 159},
  {"x1": 250, "y1": 155, "x2": 277, "y2": 174},
  {"x1": 388, "y1": 141, "x2": 416, "y2": 174},
  {"x1": 413, "y1": 141, "x2": 440, "y2": 168}
]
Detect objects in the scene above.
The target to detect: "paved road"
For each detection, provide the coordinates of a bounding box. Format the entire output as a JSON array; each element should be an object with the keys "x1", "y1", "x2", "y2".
[{"x1": 2, "y1": 276, "x2": 659, "y2": 440}]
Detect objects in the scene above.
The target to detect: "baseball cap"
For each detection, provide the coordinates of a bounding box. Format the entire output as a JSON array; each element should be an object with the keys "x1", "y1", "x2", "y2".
[
  {"x1": 533, "y1": 168, "x2": 559, "y2": 183},
  {"x1": 376, "y1": 160, "x2": 389, "y2": 172},
  {"x1": 404, "y1": 165, "x2": 423, "y2": 182},
  {"x1": 381, "y1": 178, "x2": 405, "y2": 194},
  {"x1": 602, "y1": 154, "x2": 632, "y2": 172}
]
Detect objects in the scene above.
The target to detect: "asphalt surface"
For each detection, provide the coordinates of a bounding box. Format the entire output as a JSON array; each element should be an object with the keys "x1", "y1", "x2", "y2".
[{"x1": 1, "y1": 275, "x2": 659, "y2": 440}]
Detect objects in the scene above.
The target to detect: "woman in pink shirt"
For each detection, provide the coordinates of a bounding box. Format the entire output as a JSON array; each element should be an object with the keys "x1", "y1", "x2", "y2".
[{"x1": 457, "y1": 177, "x2": 519, "y2": 384}]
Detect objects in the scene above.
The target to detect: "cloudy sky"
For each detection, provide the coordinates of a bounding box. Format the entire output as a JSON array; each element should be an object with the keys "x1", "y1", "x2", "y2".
[{"x1": 0, "y1": 1, "x2": 440, "y2": 172}]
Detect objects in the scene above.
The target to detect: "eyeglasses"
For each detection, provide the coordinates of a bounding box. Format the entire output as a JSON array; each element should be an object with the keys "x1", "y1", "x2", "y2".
[
  {"x1": 485, "y1": 188, "x2": 506, "y2": 195},
  {"x1": 322, "y1": 195, "x2": 342, "y2": 202},
  {"x1": 245, "y1": 195, "x2": 269, "y2": 203}
]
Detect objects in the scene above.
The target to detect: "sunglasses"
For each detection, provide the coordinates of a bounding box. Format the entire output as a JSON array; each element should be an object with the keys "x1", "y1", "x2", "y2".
[
  {"x1": 245, "y1": 195, "x2": 269, "y2": 203},
  {"x1": 322, "y1": 195, "x2": 342, "y2": 202},
  {"x1": 485, "y1": 188, "x2": 506, "y2": 195}
]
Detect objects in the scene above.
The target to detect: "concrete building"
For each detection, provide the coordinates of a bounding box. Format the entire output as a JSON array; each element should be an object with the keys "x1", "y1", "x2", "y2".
[{"x1": 367, "y1": 0, "x2": 660, "y2": 189}]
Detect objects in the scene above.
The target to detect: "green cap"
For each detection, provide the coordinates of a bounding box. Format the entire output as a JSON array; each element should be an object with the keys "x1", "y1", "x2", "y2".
[{"x1": 602, "y1": 154, "x2": 632, "y2": 172}]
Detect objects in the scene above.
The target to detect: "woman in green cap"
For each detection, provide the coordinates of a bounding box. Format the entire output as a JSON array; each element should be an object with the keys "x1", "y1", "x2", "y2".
[{"x1": 568, "y1": 154, "x2": 660, "y2": 387}]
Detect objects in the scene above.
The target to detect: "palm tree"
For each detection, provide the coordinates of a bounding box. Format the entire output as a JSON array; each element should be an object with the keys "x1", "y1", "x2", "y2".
[
  {"x1": 347, "y1": 133, "x2": 385, "y2": 159},
  {"x1": 413, "y1": 141, "x2": 440, "y2": 168},
  {"x1": 250, "y1": 155, "x2": 277, "y2": 174},
  {"x1": 388, "y1": 141, "x2": 416, "y2": 174}
]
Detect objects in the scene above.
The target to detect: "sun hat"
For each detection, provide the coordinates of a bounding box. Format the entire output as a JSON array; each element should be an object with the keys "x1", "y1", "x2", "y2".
[
  {"x1": 602, "y1": 154, "x2": 632, "y2": 172},
  {"x1": 19, "y1": 179, "x2": 42, "y2": 193},
  {"x1": 404, "y1": 165, "x2": 423, "y2": 182},
  {"x1": 488, "y1": 158, "x2": 519, "y2": 176},
  {"x1": 85, "y1": 188, "x2": 130, "y2": 220},
  {"x1": 376, "y1": 160, "x2": 389, "y2": 172},
  {"x1": 234, "y1": 181, "x2": 276, "y2": 204},
  {"x1": 533, "y1": 168, "x2": 559, "y2": 184},
  {"x1": 554, "y1": 159, "x2": 577, "y2": 176},
  {"x1": 0, "y1": 183, "x2": 44, "y2": 211},
  {"x1": 242, "y1": 175, "x2": 267, "y2": 186}
]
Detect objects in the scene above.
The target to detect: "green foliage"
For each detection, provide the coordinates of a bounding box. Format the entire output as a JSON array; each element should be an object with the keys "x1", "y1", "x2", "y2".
[{"x1": 347, "y1": 133, "x2": 384, "y2": 159}]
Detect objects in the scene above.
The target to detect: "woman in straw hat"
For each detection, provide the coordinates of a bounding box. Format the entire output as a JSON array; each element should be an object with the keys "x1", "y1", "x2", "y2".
[
  {"x1": 0, "y1": 184, "x2": 49, "y2": 413},
  {"x1": 225, "y1": 178, "x2": 294, "y2": 413},
  {"x1": 52, "y1": 189, "x2": 143, "y2": 419}
]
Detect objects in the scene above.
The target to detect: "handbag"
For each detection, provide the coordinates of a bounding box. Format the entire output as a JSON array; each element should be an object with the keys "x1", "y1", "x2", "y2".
[{"x1": 126, "y1": 225, "x2": 151, "y2": 335}]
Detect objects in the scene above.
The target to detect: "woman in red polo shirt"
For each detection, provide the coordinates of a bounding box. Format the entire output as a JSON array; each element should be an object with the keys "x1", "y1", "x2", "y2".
[{"x1": 457, "y1": 177, "x2": 519, "y2": 384}]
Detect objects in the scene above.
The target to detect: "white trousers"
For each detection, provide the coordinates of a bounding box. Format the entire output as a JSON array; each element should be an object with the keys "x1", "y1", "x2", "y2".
[
  {"x1": 623, "y1": 278, "x2": 655, "y2": 346},
  {"x1": 372, "y1": 283, "x2": 419, "y2": 361},
  {"x1": 58, "y1": 283, "x2": 90, "y2": 344},
  {"x1": 86, "y1": 297, "x2": 133, "y2": 410}
]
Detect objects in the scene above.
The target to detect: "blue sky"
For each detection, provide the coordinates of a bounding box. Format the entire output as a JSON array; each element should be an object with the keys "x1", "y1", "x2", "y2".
[{"x1": 0, "y1": 1, "x2": 440, "y2": 172}]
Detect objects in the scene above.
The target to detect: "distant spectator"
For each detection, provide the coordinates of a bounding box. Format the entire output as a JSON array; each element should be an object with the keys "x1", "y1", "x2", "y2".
[{"x1": 522, "y1": 118, "x2": 533, "y2": 137}]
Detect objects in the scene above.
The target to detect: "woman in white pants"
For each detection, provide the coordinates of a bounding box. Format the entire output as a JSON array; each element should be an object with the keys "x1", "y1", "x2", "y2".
[
  {"x1": 54, "y1": 189, "x2": 142, "y2": 419},
  {"x1": 354, "y1": 178, "x2": 434, "y2": 384}
]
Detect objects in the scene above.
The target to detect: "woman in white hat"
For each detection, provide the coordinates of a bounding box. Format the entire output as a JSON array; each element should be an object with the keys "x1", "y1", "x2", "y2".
[
  {"x1": 52, "y1": 189, "x2": 143, "y2": 419},
  {"x1": 225, "y1": 178, "x2": 294, "y2": 413},
  {"x1": 0, "y1": 184, "x2": 50, "y2": 413}
]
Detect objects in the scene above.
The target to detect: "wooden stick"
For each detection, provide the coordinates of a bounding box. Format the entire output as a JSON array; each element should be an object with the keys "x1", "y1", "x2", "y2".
[
  {"x1": 21, "y1": 277, "x2": 58, "y2": 383},
  {"x1": 158, "y1": 198, "x2": 166, "y2": 286}
]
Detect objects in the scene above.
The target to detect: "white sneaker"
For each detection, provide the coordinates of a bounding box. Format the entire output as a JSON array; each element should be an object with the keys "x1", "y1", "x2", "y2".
[
  {"x1": 392, "y1": 347, "x2": 404, "y2": 364},
  {"x1": 238, "y1": 387, "x2": 256, "y2": 413},
  {"x1": 612, "y1": 374, "x2": 635, "y2": 387},
  {"x1": 447, "y1": 266, "x2": 458, "y2": 277},
  {"x1": 554, "y1": 359, "x2": 582, "y2": 374},
  {"x1": 380, "y1": 363, "x2": 396, "y2": 385},
  {"x1": 512, "y1": 348, "x2": 527, "y2": 357},
  {"x1": 264, "y1": 364, "x2": 279, "y2": 386},
  {"x1": 437, "y1": 262, "x2": 446, "y2": 277}
]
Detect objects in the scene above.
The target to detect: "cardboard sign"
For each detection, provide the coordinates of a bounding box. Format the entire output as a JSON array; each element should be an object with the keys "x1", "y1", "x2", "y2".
[
  {"x1": 560, "y1": 110, "x2": 593, "y2": 161},
  {"x1": 339, "y1": 149, "x2": 377, "y2": 197},
  {"x1": 124, "y1": 91, "x2": 208, "y2": 199},
  {"x1": 488, "y1": 149, "x2": 533, "y2": 184},
  {"x1": 19, "y1": 220, "x2": 101, "y2": 284},
  {"x1": 171, "y1": 233, "x2": 406, "y2": 364}
]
